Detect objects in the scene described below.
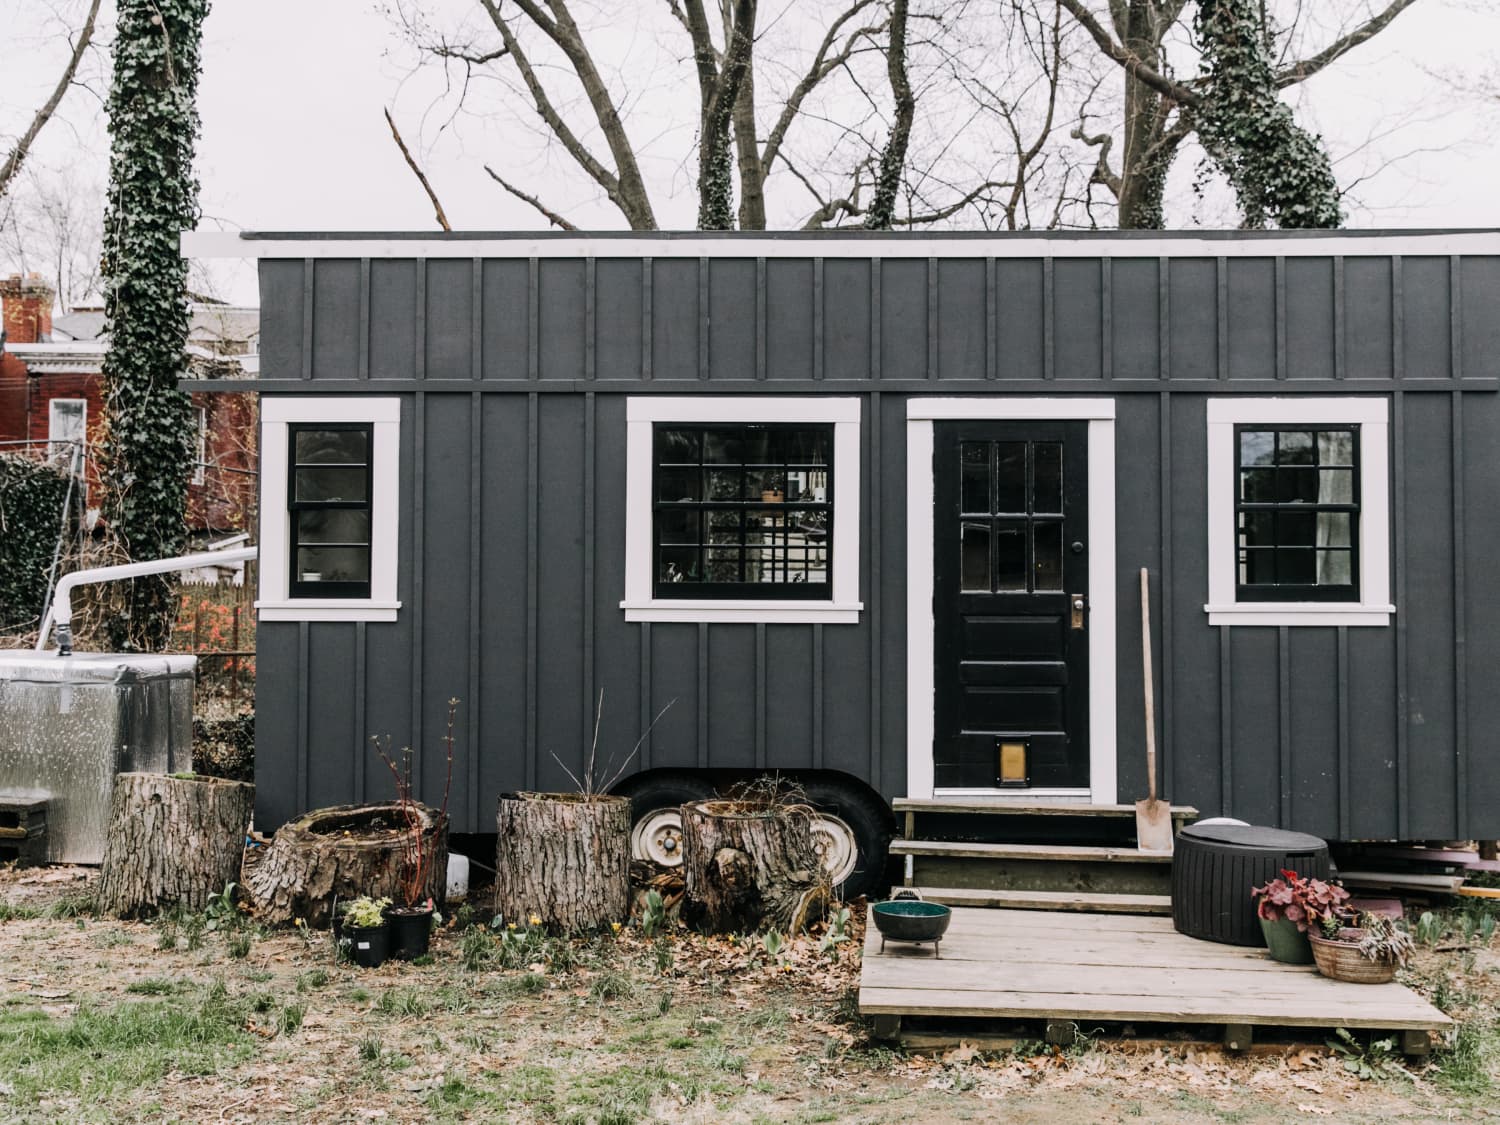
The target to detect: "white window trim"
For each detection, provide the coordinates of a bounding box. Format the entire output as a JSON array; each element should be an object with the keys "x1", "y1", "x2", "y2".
[
  {"x1": 48, "y1": 398, "x2": 86, "y2": 467},
  {"x1": 193, "y1": 406, "x2": 207, "y2": 485},
  {"x1": 1205, "y1": 397, "x2": 1391, "y2": 627},
  {"x1": 905, "y1": 398, "x2": 1118, "y2": 806},
  {"x1": 257, "y1": 396, "x2": 401, "y2": 623},
  {"x1": 621, "y1": 396, "x2": 862, "y2": 624}
]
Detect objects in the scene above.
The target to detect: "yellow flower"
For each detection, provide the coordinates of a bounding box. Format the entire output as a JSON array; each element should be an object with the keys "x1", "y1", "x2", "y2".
[
  {"x1": 610, "y1": 922, "x2": 622, "y2": 934},
  {"x1": 529, "y1": 914, "x2": 542, "y2": 927},
  {"x1": 506, "y1": 922, "x2": 517, "y2": 931}
]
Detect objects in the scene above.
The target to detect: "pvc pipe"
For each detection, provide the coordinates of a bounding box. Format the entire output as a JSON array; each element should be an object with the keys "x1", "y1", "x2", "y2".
[{"x1": 36, "y1": 545, "x2": 258, "y2": 655}]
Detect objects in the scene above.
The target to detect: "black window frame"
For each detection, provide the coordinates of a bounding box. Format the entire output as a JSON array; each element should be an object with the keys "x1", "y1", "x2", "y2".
[
  {"x1": 651, "y1": 421, "x2": 833, "y2": 600},
  {"x1": 1234, "y1": 423, "x2": 1360, "y2": 603},
  {"x1": 287, "y1": 422, "x2": 374, "y2": 600}
]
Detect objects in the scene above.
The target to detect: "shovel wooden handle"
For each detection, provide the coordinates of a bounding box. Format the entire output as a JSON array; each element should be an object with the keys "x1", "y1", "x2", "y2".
[{"x1": 1140, "y1": 567, "x2": 1157, "y2": 805}]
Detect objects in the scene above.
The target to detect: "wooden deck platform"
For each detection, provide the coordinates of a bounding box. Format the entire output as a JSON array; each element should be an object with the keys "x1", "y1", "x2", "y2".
[{"x1": 858, "y1": 906, "x2": 1450, "y2": 1051}]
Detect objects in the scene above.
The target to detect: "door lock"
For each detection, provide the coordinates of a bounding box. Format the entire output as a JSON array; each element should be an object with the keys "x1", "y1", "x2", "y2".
[{"x1": 1070, "y1": 594, "x2": 1087, "y2": 630}]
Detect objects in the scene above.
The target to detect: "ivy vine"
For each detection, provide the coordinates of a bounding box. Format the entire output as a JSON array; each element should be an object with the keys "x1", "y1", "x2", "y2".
[
  {"x1": 0, "y1": 455, "x2": 72, "y2": 631},
  {"x1": 98, "y1": 0, "x2": 209, "y2": 651},
  {"x1": 1194, "y1": 0, "x2": 1342, "y2": 229}
]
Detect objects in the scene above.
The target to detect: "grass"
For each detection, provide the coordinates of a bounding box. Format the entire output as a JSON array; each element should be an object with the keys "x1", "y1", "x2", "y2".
[{"x1": 1433, "y1": 1019, "x2": 1499, "y2": 1096}]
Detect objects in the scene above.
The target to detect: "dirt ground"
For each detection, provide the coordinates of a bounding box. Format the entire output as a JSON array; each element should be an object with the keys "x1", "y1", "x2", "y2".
[{"x1": 1, "y1": 865, "x2": 1497, "y2": 1124}]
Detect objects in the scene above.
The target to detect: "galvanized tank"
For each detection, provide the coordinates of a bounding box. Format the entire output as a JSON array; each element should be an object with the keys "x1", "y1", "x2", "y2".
[{"x1": 0, "y1": 651, "x2": 196, "y2": 863}]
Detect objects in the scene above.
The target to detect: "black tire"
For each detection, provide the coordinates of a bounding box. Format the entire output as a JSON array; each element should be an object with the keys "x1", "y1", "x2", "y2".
[
  {"x1": 615, "y1": 772, "x2": 716, "y2": 868},
  {"x1": 800, "y1": 778, "x2": 893, "y2": 902}
]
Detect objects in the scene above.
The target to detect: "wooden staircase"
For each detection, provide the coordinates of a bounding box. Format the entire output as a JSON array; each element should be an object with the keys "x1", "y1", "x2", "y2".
[{"x1": 891, "y1": 798, "x2": 1198, "y2": 915}]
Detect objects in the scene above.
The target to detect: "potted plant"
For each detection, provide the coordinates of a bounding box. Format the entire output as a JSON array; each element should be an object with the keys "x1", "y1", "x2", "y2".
[
  {"x1": 370, "y1": 699, "x2": 458, "y2": 960},
  {"x1": 1250, "y1": 869, "x2": 1352, "y2": 964},
  {"x1": 342, "y1": 895, "x2": 392, "y2": 968},
  {"x1": 1308, "y1": 911, "x2": 1415, "y2": 984}
]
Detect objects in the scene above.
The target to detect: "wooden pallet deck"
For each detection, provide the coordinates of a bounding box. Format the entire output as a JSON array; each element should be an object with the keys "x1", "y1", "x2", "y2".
[{"x1": 858, "y1": 906, "x2": 1450, "y2": 1050}]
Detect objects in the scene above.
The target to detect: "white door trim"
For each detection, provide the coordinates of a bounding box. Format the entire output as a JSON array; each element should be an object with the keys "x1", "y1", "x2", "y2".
[{"x1": 905, "y1": 398, "x2": 1117, "y2": 805}]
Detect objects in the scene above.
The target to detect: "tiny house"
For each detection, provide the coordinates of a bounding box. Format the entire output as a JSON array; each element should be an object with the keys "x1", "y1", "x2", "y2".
[{"x1": 184, "y1": 230, "x2": 1500, "y2": 897}]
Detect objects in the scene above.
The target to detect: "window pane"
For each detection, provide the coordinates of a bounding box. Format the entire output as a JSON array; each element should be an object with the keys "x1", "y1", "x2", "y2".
[
  {"x1": 1317, "y1": 430, "x2": 1353, "y2": 466},
  {"x1": 706, "y1": 469, "x2": 741, "y2": 500},
  {"x1": 659, "y1": 546, "x2": 699, "y2": 584},
  {"x1": 1240, "y1": 469, "x2": 1276, "y2": 502},
  {"x1": 746, "y1": 469, "x2": 786, "y2": 499},
  {"x1": 995, "y1": 522, "x2": 1026, "y2": 591},
  {"x1": 705, "y1": 546, "x2": 740, "y2": 582},
  {"x1": 1240, "y1": 511, "x2": 1276, "y2": 547},
  {"x1": 702, "y1": 430, "x2": 743, "y2": 463},
  {"x1": 658, "y1": 509, "x2": 699, "y2": 544},
  {"x1": 995, "y1": 443, "x2": 1026, "y2": 513},
  {"x1": 294, "y1": 465, "x2": 367, "y2": 503},
  {"x1": 296, "y1": 546, "x2": 369, "y2": 584},
  {"x1": 1033, "y1": 521, "x2": 1063, "y2": 591},
  {"x1": 961, "y1": 522, "x2": 990, "y2": 592},
  {"x1": 1277, "y1": 431, "x2": 1315, "y2": 464},
  {"x1": 1239, "y1": 430, "x2": 1274, "y2": 467},
  {"x1": 657, "y1": 467, "x2": 700, "y2": 502},
  {"x1": 1278, "y1": 468, "x2": 1318, "y2": 504},
  {"x1": 1277, "y1": 548, "x2": 1316, "y2": 584},
  {"x1": 961, "y1": 443, "x2": 989, "y2": 514},
  {"x1": 785, "y1": 470, "x2": 822, "y2": 501},
  {"x1": 655, "y1": 428, "x2": 699, "y2": 462},
  {"x1": 1317, "y1": 549, "x2": 1353, "y2": 585},
  {"x1": 707, "y1": 509, "x2": 740, "y2": 538},
  {"x1": 1033, "y1": 443, "x2": 1062, "y2": 514},
  {"x1": 1279, "y1": 511, "x2": 1316, "y2": 547},
  {"x1": 1318, "y1": 469, "x2": 1353, "y2": 504},
  {"x1": 1317, "y1": 512, "x2": 1351, "y2": 547},
  {"x1": 1240, "y1": 548, "x2": 1275, "y2": 585},
  {"x1": 783, "y1": 428, "x2": 829, "y2": 465},
  {"x1": 295, "y1": 429, "x2": 367, "y2": 465},
  {"x1": 296, "y1": 509, "x2": 369, "y2": 546}
]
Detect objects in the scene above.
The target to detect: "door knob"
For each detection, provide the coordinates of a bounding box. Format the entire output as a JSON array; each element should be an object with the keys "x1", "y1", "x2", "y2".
[{"x1": 1070, "y1": 594, "x2": 1087, "y2": 629}]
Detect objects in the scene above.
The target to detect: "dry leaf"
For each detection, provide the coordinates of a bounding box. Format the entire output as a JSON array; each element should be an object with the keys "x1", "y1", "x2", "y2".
[{"x1": 1296, "y1": 1105, "x2": 1333, "y2": 1116}]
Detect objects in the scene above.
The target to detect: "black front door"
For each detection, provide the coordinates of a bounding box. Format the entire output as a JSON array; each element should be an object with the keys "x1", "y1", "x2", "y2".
[{"x1": 933, "y1": 421, "x2": 1090, "y2": 789}]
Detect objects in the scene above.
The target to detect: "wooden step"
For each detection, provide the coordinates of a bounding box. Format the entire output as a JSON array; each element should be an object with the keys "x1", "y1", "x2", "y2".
[
  {"x1": 905, "y1": 886, "x2": 1172, "y2": 915},
  {"x1": 891, "y1": 840, "x2": 1174, "y2": 863},
  {"x1": 893, "y1": 798, "x2": 1198, "y2": 819}
]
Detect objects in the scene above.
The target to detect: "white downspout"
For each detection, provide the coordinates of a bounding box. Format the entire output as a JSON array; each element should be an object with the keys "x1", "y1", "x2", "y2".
[{"x1": 36, "y1": 546, "x2": 259, "y2": 655}]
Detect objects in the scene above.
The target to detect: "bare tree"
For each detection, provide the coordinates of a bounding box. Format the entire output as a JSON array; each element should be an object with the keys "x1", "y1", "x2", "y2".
[
  {"x1": 0, "y1": 0, "x2": 102, "y2": 202},
  {"x1": 0, "y1": 162, "x2": 105, "y2": 311}
]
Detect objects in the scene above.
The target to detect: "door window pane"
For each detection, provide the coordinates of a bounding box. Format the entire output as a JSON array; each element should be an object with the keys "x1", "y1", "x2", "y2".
[
  {"x1": 1033, "y1": 443, "x2": 1062, "y2": 514},
  {"x1": 1032, "y1": 522, "x2": 1063, "y2": 591},
  {"x1": 994, "y1": 443, "x2": 1026, "y2": 514},
  {"x1": 961, "y1": 522, "x2": 990, "y2": 592},
  {"x1": 994, "y1": 522, "x2": 1027, "y2": 591},
  {"x1": 961, "y1": 443, "x2": 989, "y2": 514}
]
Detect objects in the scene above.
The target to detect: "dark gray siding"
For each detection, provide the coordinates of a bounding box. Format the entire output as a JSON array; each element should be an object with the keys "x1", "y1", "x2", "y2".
[{"x1": 253, "y1": 244, "x2": 1500, "y2": 840}]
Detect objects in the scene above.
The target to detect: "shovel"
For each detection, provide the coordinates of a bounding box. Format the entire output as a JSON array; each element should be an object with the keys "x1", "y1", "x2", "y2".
[{"x1": 1136, "y1": 567, "x2": 1174, "y2": 854}]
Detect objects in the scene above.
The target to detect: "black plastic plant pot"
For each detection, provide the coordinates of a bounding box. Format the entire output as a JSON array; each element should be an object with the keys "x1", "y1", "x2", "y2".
[
  {"x1": 345, "y1": 923, "x2": 390, "y2": 969},
  {"x1": 385, "y1": 906, "x2": 434, "y2": 961}
]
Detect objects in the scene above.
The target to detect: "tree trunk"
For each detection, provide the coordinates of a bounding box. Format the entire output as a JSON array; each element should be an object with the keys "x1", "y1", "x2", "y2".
[
  {"x1": 681, "y1": 799, "x2": 831, "y2": 933},
  {"x1": 96, "y1": 772, "x2": 254, "y2": 918},
  {"x1": 245, "y1": 802, "x2": 447, "y2": 927},
  {"x1": 494, "y1": 793, "x2": 630, "y2": 932}
]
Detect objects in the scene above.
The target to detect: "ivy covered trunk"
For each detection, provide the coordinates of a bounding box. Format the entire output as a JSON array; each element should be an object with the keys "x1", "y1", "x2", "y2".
[{"x1": 98, "y1": 0, "x2": 210, "y2": 652}]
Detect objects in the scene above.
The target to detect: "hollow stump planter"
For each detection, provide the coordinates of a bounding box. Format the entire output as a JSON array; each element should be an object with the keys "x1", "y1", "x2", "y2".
[
  {"x1": 96, "y1": 773, "x2": 255, "y2": 918},
  {"x1": 681, "y1": 799, "x2": 831, "y2": 934},
  {"x1": 494, "y1": 793, "x2": 630, "y2": 931},
  {"x1": 246, "y1": 803, "x2": 447, "y2": 927}
]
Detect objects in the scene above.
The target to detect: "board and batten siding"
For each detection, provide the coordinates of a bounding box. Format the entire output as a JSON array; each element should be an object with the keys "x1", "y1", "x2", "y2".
[{"x1": 249, "y1": 243, "x2": 1500, "y2": 841}]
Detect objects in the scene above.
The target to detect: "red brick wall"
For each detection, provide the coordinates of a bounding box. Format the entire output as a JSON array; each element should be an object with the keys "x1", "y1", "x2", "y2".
[{"x1": 0, "y1": 275, "x2": 53, "y2": 345}]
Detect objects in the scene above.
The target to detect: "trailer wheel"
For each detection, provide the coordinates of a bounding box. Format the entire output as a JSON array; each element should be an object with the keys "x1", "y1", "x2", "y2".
[
  {"x1": 620, "y1": 773, "x2": 715, "y2": 868},
  {"x1": 800, "y1": 779, "x2": 892, "y2": 901}
]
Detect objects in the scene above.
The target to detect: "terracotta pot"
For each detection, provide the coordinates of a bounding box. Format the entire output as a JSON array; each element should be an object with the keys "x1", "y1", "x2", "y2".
[{"x1": 1308, "y1": 928, "x2": 1397, "y2": 983}]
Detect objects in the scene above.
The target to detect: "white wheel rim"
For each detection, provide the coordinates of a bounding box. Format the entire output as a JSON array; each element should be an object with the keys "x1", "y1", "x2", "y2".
[
  {"x1": 632, "y1": 809, "x2": 686, "y2": 867},
  {"x1": 810, "y1": 812, "x2": 859, "y2": 887}
]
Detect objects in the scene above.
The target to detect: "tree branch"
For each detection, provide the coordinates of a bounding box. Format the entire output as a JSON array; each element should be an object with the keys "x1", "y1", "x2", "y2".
[
  {"x1": 0, "y1": 0, "x2": 102, "y2": 200},
  {"x1": 1275, "y1": 0, "x2": 1421, "y2": 88},
  {"x1": 384, "y1": 108, "x2": 452, "y2": 231},
  {"x1": 1055, "y1": 0, "x2": 1203, "y2": 109},
  {"x1": 484, "y1": 165, "x2": 578, "y2": 230}
]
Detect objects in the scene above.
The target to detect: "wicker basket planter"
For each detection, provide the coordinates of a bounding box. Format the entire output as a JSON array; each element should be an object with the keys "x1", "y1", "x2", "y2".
[{"x1": 1308, "y1": 928, "x2": 1398, "y2": 984}]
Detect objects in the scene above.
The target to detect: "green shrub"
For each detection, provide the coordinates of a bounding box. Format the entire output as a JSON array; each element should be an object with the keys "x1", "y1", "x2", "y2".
[{"x1": 0, "y1": 455, "x2": 72, "y2": 631}]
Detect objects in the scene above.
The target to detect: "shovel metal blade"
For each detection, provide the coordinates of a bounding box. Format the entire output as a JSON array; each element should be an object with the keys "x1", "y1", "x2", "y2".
[{"x1": 1135, "y1": 798, "x2": 1175, "y2": 854}]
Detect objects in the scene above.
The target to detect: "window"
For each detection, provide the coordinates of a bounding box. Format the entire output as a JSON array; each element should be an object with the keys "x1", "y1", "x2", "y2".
[
  {"x1": 654, "y1": 424, "x2": 832, "y2": 599},
  {"x1": 1206, "y1": 399, "x2": 1391, "y2": 626},
  {"x1": 193, "y1": 407, "x2": 208, "y2": 485},
  {"x1": 257, "y1": 397, "x2": 400, "y2": 622},
  {"x1": 48, "y1": 398, "x2": 86, "y2": 470},
  {"x1": 287, "y1": 423, "x2": 373, "y2": 598},
  {"x1": 623, "y1": 398, "x2": 861, "y2": 623}
]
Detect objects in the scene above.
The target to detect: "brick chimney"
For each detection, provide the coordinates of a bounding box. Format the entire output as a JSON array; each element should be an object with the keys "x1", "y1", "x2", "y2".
[{"x1": 0, "y1": 273, "x2": 54, "y2": 345}]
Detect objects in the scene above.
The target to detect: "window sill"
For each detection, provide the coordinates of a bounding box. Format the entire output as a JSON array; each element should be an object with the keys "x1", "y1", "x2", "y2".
[
  {"x1": 620, "y1": 599, "x2": 862, "y2": 624},
  {"x1": 257, "y1": 599, "x2": 401, "y2": 623},
  {"x1": 1204, "y1": 603, "x2": 1394, "y2": 627}
]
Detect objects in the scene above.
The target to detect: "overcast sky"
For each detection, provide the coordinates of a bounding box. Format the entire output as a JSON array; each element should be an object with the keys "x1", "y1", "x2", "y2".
[{"x1": 2, "y1": 0, "x2": 1498, "y2": 305}]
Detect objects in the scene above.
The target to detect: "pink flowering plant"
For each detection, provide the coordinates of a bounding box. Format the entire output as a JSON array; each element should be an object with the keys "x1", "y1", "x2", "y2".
[{"x1": 1251, "y1": 868, "x2": 1351, "y2": 933}]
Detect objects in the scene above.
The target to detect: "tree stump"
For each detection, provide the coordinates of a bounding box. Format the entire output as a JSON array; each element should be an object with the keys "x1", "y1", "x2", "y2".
[
  {"x1": 96, "y1": 773, "x2": 255, "y2": 919},
  {"x1": 681, "y1": 798, "x2": 831, "y2": 934},
  {"x1": 495, "y1": 793, "x2": 630, "y2": 932},
  {"x1": 245, "y1": 803, "x2": 447, "y2": 927}
]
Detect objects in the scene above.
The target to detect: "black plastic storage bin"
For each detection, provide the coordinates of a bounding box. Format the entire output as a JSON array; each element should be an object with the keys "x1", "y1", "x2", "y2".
[{"x1": 1171, "y1": 824, "x2": 1331, "y2": 946}]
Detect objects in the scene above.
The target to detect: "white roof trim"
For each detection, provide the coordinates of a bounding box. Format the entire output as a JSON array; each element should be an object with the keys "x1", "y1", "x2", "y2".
[{"x1": 180, "y1": 230, "x2": 1500, "y2": 261}]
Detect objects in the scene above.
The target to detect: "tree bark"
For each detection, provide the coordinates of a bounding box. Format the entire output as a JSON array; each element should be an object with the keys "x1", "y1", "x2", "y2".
[
  {"x1": 245, "y1": 802, "x2": 447, "y2": 927},
  {"x1": 96, "y1": 772, "x2": 254, "y2": 918},
  {"x1": 495, "y1": 793, "x2": 630, "y2": 932},
  {"x1": 681, "y1": 799, "x2": 831, "y2": 933}
]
